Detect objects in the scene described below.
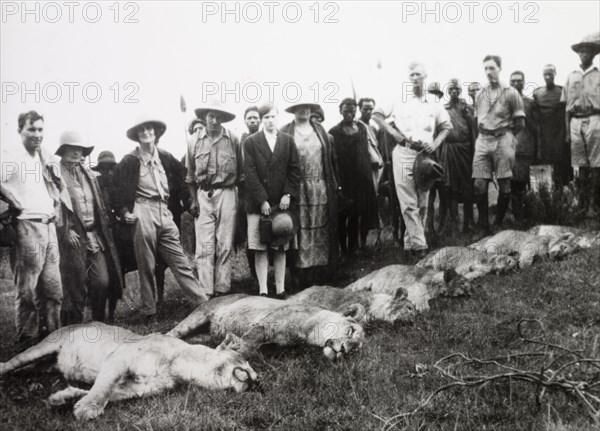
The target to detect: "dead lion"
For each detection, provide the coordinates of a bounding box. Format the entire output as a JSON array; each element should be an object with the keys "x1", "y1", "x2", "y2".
[
  {"x1": 287, "y1": 285, "x2": 417, "y2": 324},
  {"x1": 166, "y1": 294, "x2": 365, "y2": 362},
  {"x1": 345, "y1": 265, "x2": 472, "y2": 312},
  {"x1": 470, "y1": 229, "x2": 578, "y2": 269},
  {"x1": 0, "y1": 323, "x2": 259, "y2": 421},
  {"x1": 416, "y1": 246, "x2": 518, "y2": 280},
  {"x1": 527, "y1": 225, "x2": 600, "y2": 250}
]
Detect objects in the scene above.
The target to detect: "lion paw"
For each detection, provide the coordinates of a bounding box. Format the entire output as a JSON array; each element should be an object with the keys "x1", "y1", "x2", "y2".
[{"x1": 74, "y1": 399, "x2": 105, "y2": 420}]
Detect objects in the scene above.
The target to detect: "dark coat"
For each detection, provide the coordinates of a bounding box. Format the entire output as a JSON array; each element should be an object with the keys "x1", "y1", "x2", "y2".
[
  {"x1": 329, "y1": 121, "x2": 379, "y2": 229},
  {"x1": 111, "y1": 147, "x2": 190, "y2": 274},
  {"x1": 56, "y1": 164, "x2": 124, "y2": 307},
  {"x1": 112, "y1": 147, "x2": 191, "y2": 220},
  {"x1": 280, "y1": 119, "x2": 341, "y2": 263},
  {"x1": 243, "y1": 131, "x2": 301, "y2": 214}
]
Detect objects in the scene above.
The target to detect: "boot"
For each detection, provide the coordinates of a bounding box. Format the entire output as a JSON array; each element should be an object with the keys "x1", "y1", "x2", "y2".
[
  {"x1": 494, "y1": 192, "x2": 511, "y2": 227},
  {"x1": 475, "y1": 193, "x2": 490, "y2": 235}
]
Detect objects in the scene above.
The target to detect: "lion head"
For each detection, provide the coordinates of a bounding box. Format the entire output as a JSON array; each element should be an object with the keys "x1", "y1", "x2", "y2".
[
  {"x1": 319, "y1": 304, "x2": 366, "y2": 362},
  {"x1": 548, "y1": 232, "x2": 578, "y2": 260},
  {"x1": 487, "y1": 254, "x2": 518, "y2": 273},
  {"x1": 434, "y1": 270, "x2": 473, "y2": 297},
  {"x1": 214, "y1": 334, "x2": 261, "y2": 392},
  {"x1": 369, "y1": 289, "x2": 417, "y2": 324}
]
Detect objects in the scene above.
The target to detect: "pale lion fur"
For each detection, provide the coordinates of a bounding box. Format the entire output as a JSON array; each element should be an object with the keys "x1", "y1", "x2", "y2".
[
  {"x1": 416, "y1": 246, "x2": 518, "y2": 280},
  {"x1": 287, "y1": 285, "x2": 417, "y2": 324},
  {"x1": 345, "y1": 265, "x2": 473, "y2": 312},
  {"x1": 470, "y1": 229, "x2": 578, "y2": 268},
  {"x1": 0, "y1": 323, "x2": 258, "y2": 420},
  {"x1": 528, "y1": 225, "x2": 600, "y2": 250},
  {"x1": 167, "y1": 294, "x2": 365, "y2": 362}
]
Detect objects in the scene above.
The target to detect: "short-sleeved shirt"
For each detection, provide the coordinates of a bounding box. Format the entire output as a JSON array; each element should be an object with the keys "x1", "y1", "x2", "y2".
[
  {"x1": 134, "y1": 147, "x2": 169, "y2": 200},
  {"x1": 560, "y1": 65, "x2": 600, "y2": 115},
  {"x1": 185, "y1": 126, "x2": 243, "y2": 188},
  {"x1": 0, "y1": 145, "x2": 56, "y2": 219},
  {"x1": 374, "y1": 94, "x2": 452, "y2": 144},
  {"x1": 475, "y1": 82, "x2": 525, "y2": 131}
]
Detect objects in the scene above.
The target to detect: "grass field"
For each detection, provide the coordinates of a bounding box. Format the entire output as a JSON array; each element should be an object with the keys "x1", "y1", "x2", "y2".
[{"x1": 0, "y1": 214, "x2": 599, "y2": 430}]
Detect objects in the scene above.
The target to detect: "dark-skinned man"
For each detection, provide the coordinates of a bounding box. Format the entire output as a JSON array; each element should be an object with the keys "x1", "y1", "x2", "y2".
[
  {"x1": 329, "y1": 98, "x2": 379, "y2": 256},
  {"x1": 472, "y1": 55, "x2": 525, "y2": 234},
  {"x1": 533, "y1": 65, "x2": 569, "y2": 187},
  {"x1": 509, "y1": 71, "x2": 538, "y2": 224}
]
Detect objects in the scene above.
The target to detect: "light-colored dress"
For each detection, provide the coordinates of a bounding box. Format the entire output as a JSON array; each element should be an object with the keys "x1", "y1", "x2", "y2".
[{"x1": 293, "y1": 128, "x2": 329, "y2": 268}]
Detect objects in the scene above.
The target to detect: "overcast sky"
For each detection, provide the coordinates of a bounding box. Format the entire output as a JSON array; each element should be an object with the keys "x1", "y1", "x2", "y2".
[{"x1": 2, "y1": 1, "x2": 599, "y2": 161}]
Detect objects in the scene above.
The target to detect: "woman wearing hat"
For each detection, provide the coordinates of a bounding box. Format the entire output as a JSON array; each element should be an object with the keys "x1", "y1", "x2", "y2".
[
  {"x1": 280, "y1": 101, "x2": 341, "y2": 289},
  {"x1": 55, "y1": 132, "x2": 123, "y2": 324},
  {"x1": 112, "y1": 116, "x2": 207, "y2": 321},
  {"x1": 244, "y1": 103, "x2": 300, "y2": 298}
]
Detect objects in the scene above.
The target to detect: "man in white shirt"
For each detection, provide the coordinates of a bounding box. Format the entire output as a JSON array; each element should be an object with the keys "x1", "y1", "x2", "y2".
[
  {"x1": 0, "y1": 111, "x2": 63, "y2": 348},
  {"x1": 372, "y1": 62, "x2": 452, "y2": 257}
]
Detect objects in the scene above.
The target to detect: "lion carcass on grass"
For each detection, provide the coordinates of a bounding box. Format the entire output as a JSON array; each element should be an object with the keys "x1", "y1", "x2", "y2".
[
  {"x1": 0, "y1": 323, "x2": 259, "y2": 421},
  {"x1": 528, "y1": 225, "x2": 600, "y2": 250},
  {"x1": 166, "y1": 294, "x2": 366, "y2": 362},
  {"x1": 345, "y1": 265, "x2": 473, "y2": 312},
  {"x1": 416, "y1": 246, "x2": 518, "y2": 280},
  {"x1": 287, "y1": 285, "x2": 417, "y2": 324},
  {"x1": 470, "y1": 229, "x2": 579, "y2": 269}
]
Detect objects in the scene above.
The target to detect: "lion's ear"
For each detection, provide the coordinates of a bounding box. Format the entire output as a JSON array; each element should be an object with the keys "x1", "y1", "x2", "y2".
[
  {"x1": 338, "y1": 303, "x2": 366, "y2": 322},
  {"x1": 560, "y1": 232, "x2": 575, "y2": 243},
  {"x1": 443, "y1": 268, "x2": 458, "y2": 283},
  {"x1": 394, "y1": 287, "x2": 408, "y2": 300},
  {"x1": 233, "y1": 366, "x2": 251, "y2": 382}
]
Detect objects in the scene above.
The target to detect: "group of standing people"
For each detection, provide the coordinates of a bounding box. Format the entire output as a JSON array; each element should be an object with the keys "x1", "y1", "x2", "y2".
[{"x1": 1, "y1": 31, "x2": 598, "y2": 349}]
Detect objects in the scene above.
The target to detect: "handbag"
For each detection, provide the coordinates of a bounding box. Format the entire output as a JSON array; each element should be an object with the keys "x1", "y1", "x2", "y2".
[{"x1": 259, "y1": 215, "x2": 273, "y2": 244}]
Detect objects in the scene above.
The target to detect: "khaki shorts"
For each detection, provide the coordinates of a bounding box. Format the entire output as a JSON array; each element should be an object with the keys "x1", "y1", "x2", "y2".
[
  {"x1": 570, "y1": 115, "x2": 600, "y2": 168},
  {"x1": 472, "y1": 132, "x2": 516, "y2": 180},
  {"x1": 247, "y1": 213, "x2": 290, "y2": 251}
]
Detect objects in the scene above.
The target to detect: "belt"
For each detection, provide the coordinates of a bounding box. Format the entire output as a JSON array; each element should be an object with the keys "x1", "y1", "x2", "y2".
[
  {"x1": 22, "y1": 216, "x2": 55, "y2": 224},
  {"x1": 572, "y1": 111, "x2": 600, "y2": 119},
  {"x1": 397, "y1": 139, "x2": 423, "y2": 151},
  {"x1": 478, "y1": 127, "x2": 511, "y2": 137},
  {"x1": 135, "y1": 196, "x2": 167, "y2": 204}
]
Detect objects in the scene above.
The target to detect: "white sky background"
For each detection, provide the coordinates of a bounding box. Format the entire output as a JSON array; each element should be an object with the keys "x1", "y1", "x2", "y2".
[{"x1": 2, "y1": 0, "x2": 599, "y2": 161}]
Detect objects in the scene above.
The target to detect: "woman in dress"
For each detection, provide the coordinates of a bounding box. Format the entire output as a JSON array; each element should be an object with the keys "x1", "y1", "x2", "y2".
[
  {"x1": 280, "y1": 102, "x2": 341, "y2": 290},
  {"x1": 243, "y1": 104, "x2": 300, "y2": 297}
]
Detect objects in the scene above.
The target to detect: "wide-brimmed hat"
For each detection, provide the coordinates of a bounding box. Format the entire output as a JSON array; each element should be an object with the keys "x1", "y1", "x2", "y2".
[
  {"x1": 55, "y1": 131, "x2": 94, "y2": 157},
  {"x1": 426, "y1": 82, "x2": 444, "y2": 98},
  {"x1": 194, "y1": 100, "x2": 236, "y2": 123},
  {"x1": 126, "y1": 115, "x2": 167, "y2": 142},
  {"x1": 285, "y1": 101, "x2": 321, "y2": 114},
  {"x1": 270, "y1": 207, "x2": 299, "y2": 247},
  {"x1": 91, "y1": 151, "x2": 117, "y2": 171},
  {"x1": 413, "y1": 151, "x2": 444, "y2": 191},
  {"x1": 571, "y1": 31, "x2": 600, "y2": 54}
]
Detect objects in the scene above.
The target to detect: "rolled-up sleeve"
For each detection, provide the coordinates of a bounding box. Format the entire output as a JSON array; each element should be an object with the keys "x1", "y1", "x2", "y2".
[
  {"x1": 435, "y1": 106, "x2": 453, "y2": 132},
  {"x1": 508, "y1": 88, "x2": 525, "y2": 118}
]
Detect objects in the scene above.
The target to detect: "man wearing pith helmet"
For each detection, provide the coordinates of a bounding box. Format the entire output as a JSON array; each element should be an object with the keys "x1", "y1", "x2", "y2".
[
  {"x1": 55, "y1": 132, "x2": 123, "y2": 325},
  {"x1": 112, "y1": 115, "x2": 207, "y2": 322},
  {"x1": 561, "y1": 31, "x2": 600, "y2": 218},
  {"x1": 185, "y1": 100, "x2": 244, "y2": 299}
]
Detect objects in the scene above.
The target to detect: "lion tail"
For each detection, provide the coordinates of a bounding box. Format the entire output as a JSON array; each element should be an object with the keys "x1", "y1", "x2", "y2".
[{"x1": 0, "y1": 335, "x2": 60, "y2": 376}]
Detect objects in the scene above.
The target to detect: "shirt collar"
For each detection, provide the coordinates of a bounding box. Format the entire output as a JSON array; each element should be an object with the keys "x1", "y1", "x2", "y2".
[
  {"x1": 137, "y1": 146, "x2": 160, "y2": 166},
  {"x1": 580, "y1": 64, "x2": 598, "y2": 75}
]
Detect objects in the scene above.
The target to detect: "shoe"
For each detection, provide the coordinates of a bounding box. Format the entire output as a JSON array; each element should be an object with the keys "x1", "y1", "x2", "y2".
[
  {"x1": 275, "y1": 292, "x2": 287, "y2": 300},
  {"x1": 213, "y1": 291, "x2": 227, "y2": 299},
  {"x1": 259, "y1": 293, "x2": 268, "y2": 297},
  {"x1": 412, "y1": 249, "x2": 428, "y2": 260},
  {"x1": 144, "y1": 314, "x2": 158, "y2": 324}
]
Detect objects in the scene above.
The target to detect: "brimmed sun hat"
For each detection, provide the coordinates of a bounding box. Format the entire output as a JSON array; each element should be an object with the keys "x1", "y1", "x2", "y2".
[
  {"x1": 126, "y1": 115, "x2": 167, "y2": 142},
  {"x1": 194, "y1": 100, "x2": 236, "y2": 123},
  {"x1": 55, "y1": 131, "x2": 94, "y2": 157}
]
